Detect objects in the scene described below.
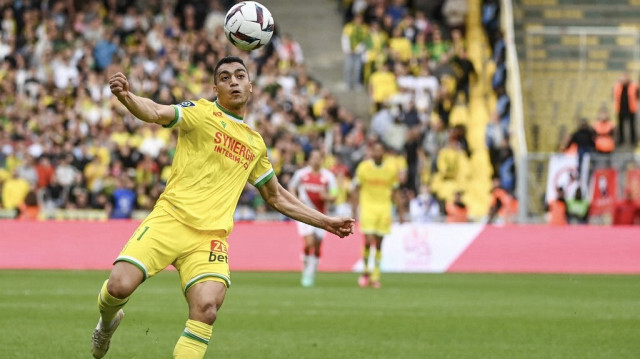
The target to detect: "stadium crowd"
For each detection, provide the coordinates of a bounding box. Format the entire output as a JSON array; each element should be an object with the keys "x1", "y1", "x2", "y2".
[
  {"x1": 0, "y1": 0, "x2": 521, "y2": 223},
  {"x1": 340, "y1": 0, "x2": 517, "y2": 223},
  {"x1": 0, "y1": 0, "x2": 366, "y2": 220}
]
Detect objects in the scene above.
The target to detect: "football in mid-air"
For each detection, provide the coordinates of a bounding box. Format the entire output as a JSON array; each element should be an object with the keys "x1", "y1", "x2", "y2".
[{"x1": 224, "y1": 1, "x2": 275, "y2": 51}]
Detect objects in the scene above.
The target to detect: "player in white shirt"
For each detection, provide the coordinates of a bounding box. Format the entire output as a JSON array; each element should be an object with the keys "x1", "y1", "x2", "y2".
[{"x1": 288, "y1": 150, "x2": 338, "y2": 287}]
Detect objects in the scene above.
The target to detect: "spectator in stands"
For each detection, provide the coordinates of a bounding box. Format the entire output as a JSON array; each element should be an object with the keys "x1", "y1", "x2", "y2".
[
  {"x1": 612, "y1": 190, "x2": 640, "y2": 225},
  {"x1": 451, "y1": 48, "x2": 476, "y2": 105},
  {"x1": 18, "y1": 189, "x2": 39, "y2": 220},
  {"x1": 497, "y1": 140, "x2": 516, "y2": 193},
  {"x1": 17, "y1": 155, "x2": 37, "y2": 187},
  {"x1": 431, "y1": 135, "x2": 469, "y2": 206},
  {"x1": 563, "y1": 119, "x2": 595, "y2": 178},
  {"x1": 482, "y1": 0, "x2": 501, "y2": 49},
  {"x1": 566, "y1": 188, "x2": 589, "y2": 224},
  {"x1": 546, "y1": 187, "x2": 568, "y2": 226},
  {"x1": 276, "y1": 33, "x2": 304, "y2": 68},
  {"x1": 593, "y1": 107, "x2": 615, "y2": 154},
  {"x1": 486, "y1": 112, "x2": 506, "y2": 178},
  {"x1": 110, "y1": 176, "x2": 136, "y2": 219},
  {"x1": 492, "y1": 50, "x2": 507, "y2": 92},
  {"x1": 495, "y1": 85, "x2": 510, "y2": 132},
  {"x1": 386, "y1": 0, "x2": 408, "y2": 26},
  {"x1": 442, "y1": 0, "x2": 468, "y2": 36},
  {"x1": 43, "y1": 173, "x2": 66, "y2": 210},
  {"x1": 422, "y1": 117, "x2": 448, "y2": 173},
  {"x1": 487, "y1": 177, "x2": 518, "y2": 224},
  {"x1": 369, "y1": 62, "x2": 398, "y2": 108},
  {"x1": 408, "y1": 184, "x2": 441, "y2": 223},
  {"x1": 35, "y1": 156, "x2": 54, "y2": 189},
  {"x1": 342, "y1": 13, "x2": 369, "y2": 90},
  {"x1": 362, "y1": 21, "x2": 387, "y2": 84},
  {"x1": 427, "y1": 27, "x2": 451, "y2": 65},
  {"x1": 613, "y1": 72, "x2": 638, "y2": 147},
  {"x1": 388, "y1": 26, "x2": 412, "y2": 63},
  {"x1": 1, "y1": 170, "x2": 30, "y2": 212},
  {"x1": 446, "y1": 191, "x2": 468, "y2": 222}
]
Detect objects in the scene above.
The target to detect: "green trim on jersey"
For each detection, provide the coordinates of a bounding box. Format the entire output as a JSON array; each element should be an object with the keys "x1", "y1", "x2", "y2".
[
  {"x1": 163, "y1": 105, "x2": 181, "y2": 128},
  {"x1": 254, "y1": 169, "x2": 275, "y2": 188},
  {"x1": 215, "y1": 100, "x2": 244, "y2": 122},
  {"x1": 184, "y1": 273, "x2": 231, "y2": 294},
  {"x1": 182, "y1": 329, "x2": 210, "y2": 345},
  {"x1": 114, "y1": 256, "x2": 149, "y2": 281}
]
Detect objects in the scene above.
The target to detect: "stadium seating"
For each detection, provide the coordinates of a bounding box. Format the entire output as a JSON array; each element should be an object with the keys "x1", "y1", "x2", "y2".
[{"x1": 513, "y1": 0, "x2": 640, "y2": 152}]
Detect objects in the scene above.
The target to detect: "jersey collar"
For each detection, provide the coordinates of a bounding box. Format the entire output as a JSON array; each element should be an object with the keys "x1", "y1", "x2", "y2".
[{"x1": 215, "y1": 100, "x2": 244, "y2": 123}]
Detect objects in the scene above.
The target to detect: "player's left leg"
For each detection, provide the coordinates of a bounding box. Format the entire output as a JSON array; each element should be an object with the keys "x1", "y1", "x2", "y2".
[
  {"x1": 173, "y1": 281, "x2": 227, "y2": 359},
  {"x1": 304, "y1": 229, "x2": 324, "y2": 287},
  {"x1": 301, "y1": 234, "x2": 317, "y2": 287},
  {"x1": 174, "y1": 232, "x2": 231, "y2": 359},
  {"x1": 371, "y1": 235, "x2": 384, "y2": 288}
]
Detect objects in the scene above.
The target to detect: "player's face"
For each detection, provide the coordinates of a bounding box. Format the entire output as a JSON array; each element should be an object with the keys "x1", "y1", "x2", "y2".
[
  {"x1": 309, "y1": 151, "x2": 322, "y2": 169},
  {"x1": 372, "y1": 144, "x2": 384, "y2": 163},
  {"x1": 214, "y1": 62, "x2": 252, "y2": 109}
]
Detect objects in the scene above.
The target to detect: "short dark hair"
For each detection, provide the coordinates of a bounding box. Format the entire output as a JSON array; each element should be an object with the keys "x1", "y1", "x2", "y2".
[{"x1": 213, "y1": 56, "x2": 248, "y2": 84}]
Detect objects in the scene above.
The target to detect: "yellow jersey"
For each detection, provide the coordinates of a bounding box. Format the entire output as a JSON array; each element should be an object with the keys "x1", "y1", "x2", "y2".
[
  {"x1": 156, "y1": 99, "x2": 274, "y2": 233},
  {"x1": 354, "y1": 159, "x2": 398, "y2": 210},
  {"x1": 369, "y1": 70, "x2": 397, "y2": 103}
]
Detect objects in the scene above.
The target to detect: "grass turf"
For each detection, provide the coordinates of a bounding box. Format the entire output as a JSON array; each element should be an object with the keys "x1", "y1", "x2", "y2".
[{"x1": 0, "y1": 270, "x2": 638, "y2": 358}]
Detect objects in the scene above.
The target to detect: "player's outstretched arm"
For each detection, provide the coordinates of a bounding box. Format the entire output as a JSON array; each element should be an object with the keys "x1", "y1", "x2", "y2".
[
  {"x1": 258, "y1": 176, "x2": 355, "y2": 238},
  {"x1": 109, "y1": 72, "x2": 175, "y2": 126}
]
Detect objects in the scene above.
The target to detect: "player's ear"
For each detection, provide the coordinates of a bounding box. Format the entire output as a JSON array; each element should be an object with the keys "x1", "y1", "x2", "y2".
[
  {"x1": 249, "y1": 82, "x2": 253, "y2": 93},
  {"x1": 212, "y1": 84, "x2": 218, "y2": 96}
]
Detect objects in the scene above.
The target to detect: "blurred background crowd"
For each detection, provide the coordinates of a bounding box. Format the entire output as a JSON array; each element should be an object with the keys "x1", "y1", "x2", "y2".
[{"x1": 0, "y1": 0, "x2": 517, "y2": 223}]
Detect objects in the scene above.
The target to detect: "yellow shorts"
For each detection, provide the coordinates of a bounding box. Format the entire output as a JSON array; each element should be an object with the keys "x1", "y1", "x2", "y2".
[
  {"x1": 116, "y1": 208, "x2": 231, "y2": 295},
  {"x1": 359, "y1": 206, "x2": 392, "y2": 236}
]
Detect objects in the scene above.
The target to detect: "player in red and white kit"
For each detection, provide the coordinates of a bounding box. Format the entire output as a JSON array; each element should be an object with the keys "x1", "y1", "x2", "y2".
[{"x1": 288, "y1": 150, "x2": 338, "y2": 287}]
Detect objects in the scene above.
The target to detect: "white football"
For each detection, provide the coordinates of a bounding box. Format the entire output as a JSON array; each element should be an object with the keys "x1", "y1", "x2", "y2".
[{"x1": 224, "y1": 1, "x2": 275, "y2": 51}]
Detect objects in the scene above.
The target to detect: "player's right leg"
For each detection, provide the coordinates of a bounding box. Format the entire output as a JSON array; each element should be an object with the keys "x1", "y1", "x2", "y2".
[
  {"x1": 92, "y1": 262, "x2": 144, "y2": 358},
  {"x1": 370, "y1": 208, "x2": 392, "y2": 289},
  {"x1": 358, "y1": 235, "x2": 376, "y2": 288},
  {"x1": 359, "y1": 210, "x2": 379, "y2": 287},
  {"x1": 92, "y1": 209, "x2": 179, "y2": 358}
]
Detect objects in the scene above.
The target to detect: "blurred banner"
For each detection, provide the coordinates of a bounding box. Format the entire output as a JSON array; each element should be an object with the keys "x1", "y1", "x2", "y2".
[
  {"x1": 352, "y1": 223, "x2": 484, "y2": 273},
  {"x1": 626, "y1": 169, "x2": 640, "y2": 203},
  {"x1": 590, "y1": 168, "x2": 618, "y2": 216},
  {"x1": 1, "y1": 221, "x2": 639, "y2": 274},
  {"x1": 545, "y1": 154, "x2": 590, "y2": 203}
]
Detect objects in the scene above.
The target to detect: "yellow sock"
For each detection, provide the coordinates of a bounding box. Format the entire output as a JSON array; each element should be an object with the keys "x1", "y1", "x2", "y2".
[
  {"x1": 362, "y1": 247, "x2": 371, "y2": 274},
  {"x1": 372, "y1": 250, "x2": 382, "y2": 281},
  {"x1": 173, "y1": 320, "x2": 212, "y2": 359},
  {"x1": 97, "y1": 280, "x2": 128, "y2": 327}
]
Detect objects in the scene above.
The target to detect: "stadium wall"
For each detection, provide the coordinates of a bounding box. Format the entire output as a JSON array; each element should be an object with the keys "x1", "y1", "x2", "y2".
[{"x1": 1, "y1": 222, "x2": 639, "y2": 274}]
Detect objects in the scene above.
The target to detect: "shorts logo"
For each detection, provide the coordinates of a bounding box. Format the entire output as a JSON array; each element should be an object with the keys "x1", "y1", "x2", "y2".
[
  {"x1": 209, "y1": 240, "x2": 229, "y2": 263},
  {"x1": 179, "y1": 101, "x2": 195, "y2": 107},
  {"x1": 210, "y1": 240, "x2": 228, "y2": 254}
]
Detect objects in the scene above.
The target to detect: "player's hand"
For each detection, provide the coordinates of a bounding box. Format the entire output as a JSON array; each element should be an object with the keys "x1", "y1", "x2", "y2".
[
  {"x1": 324, "y1": 216, "x2": 355, "y2": 238},
  {"x1": 109, "y1": 72, "x2": 130, "y2": 101}
]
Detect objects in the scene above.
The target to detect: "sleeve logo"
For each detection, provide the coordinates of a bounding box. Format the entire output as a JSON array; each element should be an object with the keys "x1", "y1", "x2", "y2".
[{"x1": 178, "y1": 101, "x2": 195, "y2": 108}]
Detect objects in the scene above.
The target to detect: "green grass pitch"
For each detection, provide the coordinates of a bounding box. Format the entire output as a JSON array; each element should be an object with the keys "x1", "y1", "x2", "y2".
[{"x1": 0, "y1": 270, "x2": 638, "y2": 358}]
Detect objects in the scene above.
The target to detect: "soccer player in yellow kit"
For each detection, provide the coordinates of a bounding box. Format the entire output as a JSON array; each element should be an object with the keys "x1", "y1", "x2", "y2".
[
  {"x1": 91, "y1": 57, "x2": 355, "y2": 359},
  {"x1": 352, "y1": 142, "x2": 402, "y2": 289}
]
